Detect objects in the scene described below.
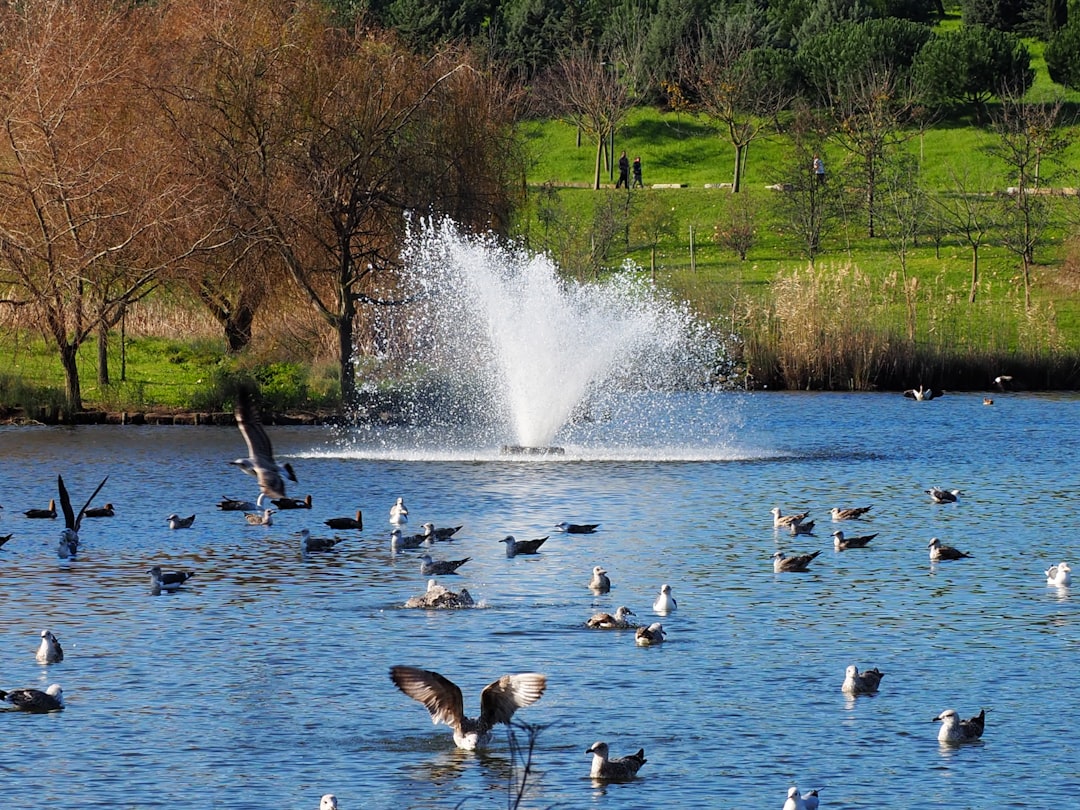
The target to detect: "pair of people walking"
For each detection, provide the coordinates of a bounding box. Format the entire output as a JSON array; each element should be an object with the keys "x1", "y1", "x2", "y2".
[{"x1": 616, "y1": 151, "x2": 643, "y2": 189}]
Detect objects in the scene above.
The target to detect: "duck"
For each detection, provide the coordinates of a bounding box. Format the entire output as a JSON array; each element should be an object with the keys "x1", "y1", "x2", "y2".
[
  {"x1": 934, "y1": 708, "x2": 986, "y2": 744},
  {"x1": 389, "y1": 497, "x2": 409, "y2": 525},
  {"x1": 588, "y1": 566, "x2": 611, "y2": 593},
  {"x1": 36, "y1": 630, "x2": 64, "y2": 664},
  {"x1": 832, "y1": 530, "x2": 878, "y2": 550},
  {"x1": 419, "y1": 553, "x2": 471, "y2": 576},
  {"x1": 842, "y1": 664, "x2": 884, "y2": 695},
  {"x1": 148, "y1": 566, "x2": 195, "y2": 592},
  {"x1": 244, "y1": 508, "x2": 276, "y2": 526},
  {"x1": 0, "y1": 684, "x2": 64, "y2": 713},
  {"x1": 389, "y1": 665, "x2": 546, "y2": 750},
  {"x1": 500, "y1": 535, "x2": 548, "y2": 557},
  {"x1": 272, "y1": 493, "x2": 312, "y2": 510},
  {"x1": 324, "y1": 510, "x2": 363, "y2": 531},
  {"x1": 231, "y1": 383, "x2": 296, "y2": 503},
  {"x1": 586, "y1": 606, "x2": 636, "y2": 629},
  {"x1": 770, "y1": 507, "x2": 809, "y2": 529},
  {"x1": 830, "y1": 505, "x2": 872, "y2": 520},
  {"x1": 634, "y1": 622, "x2": 666, "y2": 646},
  {"x1": 772, "y1": 549, "x2": 821, "y2": 572},
  {"x1": 1045, "y1": 561, "x2": 1071, "y2": 586},
  {"x1": 166, "y1": 513, "x2": 196, "y2": 530},
  {"x1": 652, "y1": 583, "x2": 677, "y2": 613},
  {"x1": 586, "y1": 741, "x2": 646, "y2": 780},
  {"x1": 83, "y1": 503, "x2": 115, "y2": 518},
  {"x1": 24, "y1": 499, "x2": 57, "y2": 519},
  {"x1": 928, "y1": 537, "x2": 971, "y2": 561}
]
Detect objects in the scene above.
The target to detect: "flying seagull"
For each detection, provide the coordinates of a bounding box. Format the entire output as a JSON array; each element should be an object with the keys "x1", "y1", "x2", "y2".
[
  {"x1": 389, "y1": 665, "x2": 547, "y2": 750},
  {"x1": 232, "y1": 383, "x2": 296, "y2": 504},
  {"x1": 57, "y1": 474, "x2": 109, "y2": 559}
]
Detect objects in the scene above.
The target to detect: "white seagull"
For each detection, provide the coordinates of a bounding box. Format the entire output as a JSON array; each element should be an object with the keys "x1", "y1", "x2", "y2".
[
  {"x1": 926, "y1": 487, "x2": 961, "y2": 504},
  {"x1": 389, "y1": 497, "x2": 409, "y2": 526},
  {"x1": 36, "y1": 630, "x2": 64, "y2": 664},
  {"x1": 589, "y1": 566, "x2": 611, "y2": 593},
  {"x1": 232, "y1": 383, "x2": 296, "y2": 504},
  {"x1": 389, "y1": 665, "x2": 547, "y2": 750},
  {"x1": 56, "y1": 474, "x2": 109, "y2": 559},
  {"x1": 771, "y1": 507, "x2": 810, "y2": 529},
  {"x1": 166, "y1": 513, "x2": 196, "y2": 530},
  {"x1": 653, "y1": 583, "x2": 677, "y2": 614},
  {"x1": 586, "y1": 741, "x2": 647, "y2": 780},
  {"x1": 934, "y1": 708, "x2": 986, "y2": 744},
  {"x1": 320, "y1": 795, "x2": 338, "y2": 810},
  {"x1": 1045, "y1": 562, "x2": 1071, "y2": 586},
  {"x1": 842, "y1": 664, "x2": 884, "y2": 695}
]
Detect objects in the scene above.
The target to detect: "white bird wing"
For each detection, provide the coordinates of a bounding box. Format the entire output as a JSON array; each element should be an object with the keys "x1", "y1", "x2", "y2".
[
  {"x1": 479, "y1": 672, "x2": 547, "y2": 730},
  {"x1": 390, "y1": 666, "x2": 466, "y2": 732}
]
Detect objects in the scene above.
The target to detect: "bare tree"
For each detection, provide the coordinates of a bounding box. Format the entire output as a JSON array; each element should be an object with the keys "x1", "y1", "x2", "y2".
[
  {"x1": 878, "y1": 152, "x2": 926, "y2": 338},
  {"x1": 933, "y1": 168, "x2": 996, "y2": 304}
]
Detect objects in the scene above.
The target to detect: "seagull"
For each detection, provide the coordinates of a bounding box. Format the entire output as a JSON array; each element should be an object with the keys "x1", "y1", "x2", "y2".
[
  {"x1": 927, "y1": 487, "x2": 961, "y2": 504},
  {"x1": 272, "y1": 494, "x2": 312, "y2": 510},
  {"x1": 783, "y1": 786, "x2": 821, "y2": 810},
  {"x1": 586, "y1": 741, "x2": 647, "y2": 780},
  {"x1": 148, "y1": 566, "x2": 195, "y2": 592},
  {"x1": 391, "y1": 528, "x2": 428, "y2": 550},
  {"x1": 903, "y1": 385, "x2": 943, "y2": 400},
  {"x1": 586, "y1": 606, "x2": 636, "y2": 629},
  {"x1": 589, "y1": 566, "x2": 611, "y2": 593},
  {"x1": 842, "y1": 665, "x2": 884, "y2": 695},
  {"x1": 296, "y1": 528, "x2": 345, "y2": 553},
  {"x1": 555, "y1": 522, "x2": 600, "y2": 534},
  {"x1": 934, "y1": 708, "x2": 986, "y2": 744},
  {"x1": 232, "y1": 383, "x2": 296, "y2": 503},
  {"x1": 56, "y1": 474, "x2": 109, "y2": 559},
  {"x1": 500, "y1": 535, "x2": 548, "y2": 557},
  {"x1": 166, "y1": 514, "x2": 196, "y2": 530},
  {"x1": 217, "y1": 496, "x2": 259, "y2": 512},
  {"x1": 324, "y1": 510, "x2": 363, "y2": 531},
  {"x1": 422, "y1": 522, "x2": 462, "y2": 541},
  {"x1": 244, "y1": 508, "x2": 276, "y2": 526},
  {"x1": 928, "y1": 537, "x2": 971, "y2": 561},
  {"x1": 635, "y1": 622, "x2": 666, "y2": 646},
  {"x1": 803, "y1": 789, "x2": 821, "y2": 810},
  {"x1": 832, "y1": 530, "x2": 878, "y2": 550},
  {"x1": 36, "y1": 630, "x2": 64, "y2": 664},
  {"x1": 0, "y1": 684, "x2": 64, "y2": 713},
  {"x1": 404, "y1": 579, "x2": 475, "y2": 609},
  {"x1": 789, "y1": 519, "x2": 816, "y2": 536},
  {"x1": 772, "y1": 550, "x2": 821, "y2": 572},
  {"x1": 320, "y1": 796, "x2": 338, "y2": 810},
  {"x1": 389, "y1": 665, "x2": 547, "y2": 750},
  {"x1": 831, "y1": 505, "x2": 872, "y2": 520},
  {"x1": 389, "y1": 497, "x2": 408, "y2": 526},
  {"x1": 653, "y1": 583, "x2": 677, "y2": 614},
  {"x1": 771, "y1": 507, "x2": 809, "y2": 529},
  {"x1": 1045, "y1": 562, "x2": 1071, "y2": 586},
  {"x1": 24, "y1": 499, "x2": 57, "y2": 519},
  {"x1": 419, "y1": 553, "x2": 471, "y2": 576},
  {"x1": 994, "y1": 374, "x2": 1014, "y2": 391},
  {"x1": 83, "y1": 503, "x2": 115, "y2": 518}
]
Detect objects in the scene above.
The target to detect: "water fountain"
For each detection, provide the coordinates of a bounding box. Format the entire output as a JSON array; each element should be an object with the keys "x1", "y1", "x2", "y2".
[{"x1": 351, "y1": 218, "x2": 727, "y2": 459}]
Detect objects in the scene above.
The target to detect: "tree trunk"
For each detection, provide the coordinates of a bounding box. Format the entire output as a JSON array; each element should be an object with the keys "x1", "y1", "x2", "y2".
[
  {"x1": 338, "y1": 298, "x2": 356, "y2": 406},
  {"x1": 732, "y1": 143, "x2": 744, "y2": 193},
  {"x1": 59, "y1": 342, "x2": 82, "y2": 412},
  {"x1": 594, "y1": 133, "x2": 603, "y2": 190},
  {"x1": 224, "y1": 305, "x2": 255, "y2": 354},
  {"x1": 97, "y1": 324, "x2": 109, "y2": 386},
  {"x1": 969, "y1": 245, "x2": 979, "y2": 303}
]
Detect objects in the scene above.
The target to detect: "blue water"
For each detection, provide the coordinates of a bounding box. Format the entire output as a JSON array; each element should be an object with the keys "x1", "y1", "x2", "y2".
[{"x1": 1, "y1": 392, "x2": 1078, "y2": 809}]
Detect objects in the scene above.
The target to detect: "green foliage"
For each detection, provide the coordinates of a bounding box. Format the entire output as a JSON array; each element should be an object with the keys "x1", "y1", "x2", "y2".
[
  {"x1": 1044, "y1": 21, "x2": 1080, "y2": 90},
  {"x1": 959, "y1": 0, "x2": 1028, "y2": 31},
  {"x1": 253, "y1": 362, "x2": 312, "y2": 410},
  {"x1": 913, "y1": 24, "x2": 1034, "y2": 112}
]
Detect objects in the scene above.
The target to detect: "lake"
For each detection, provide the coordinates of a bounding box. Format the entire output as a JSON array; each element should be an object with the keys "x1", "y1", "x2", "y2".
[{"x1": 1, "y1": 391, "x2": 1077, "y2": 809}]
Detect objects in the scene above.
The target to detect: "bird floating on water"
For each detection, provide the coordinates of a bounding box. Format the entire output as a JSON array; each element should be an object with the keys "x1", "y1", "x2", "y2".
[
  {"x1": 83, "y1": 503, "x2": 114, "y2": 518},
  {"x1": 148, "y1": 566, "x2": 195, "y2": 592},
  {"x1": 653, "y1": 583, "x2": 677, "y2": 614},
  {"x1": 232, "y1": 383, "x2": 296, "y2": 504},
  {"x1": 244, "y1": 508, "x2": 276, "y2": 526},
  {"x1": 36, "y1": 630, "x2": 64, "y2": 664},
  {"x1": 771, "y1": 507, "x2": 810, "y2": 529},
  {"x1": 404, "y1": 579, "x2": 475, "y2": 609},
  {"x1": 830, "y1": 505, "x2": 872, "y2": 521},
  {"x1": 500, "y1": 535, "x2": 548, "y2": 557},
  {"x1": 24, "y1": 499, "x2": 57, "y2": 519},
  {"x1": 391, "y1": 528, "x2": 427, "y2": 550},
  {"x1": 586, "y1": 741, "x2": 647, "y2": 781},
  {"x1": 56, "y1": 474, "x2": 109, "y2": 559},
  {"x1": 903, "y1": 385, "x2": 943, "y2": 401},
  {"x1": 635, "y1": 622, "x2": 666, "y2": 646},
  {"x1": 555, "y1": 522, "x2": 600, "y2": 534},
  {"x1": 389, "y1": 665, "x2": 547, "y2": 750},
  {"x1": 832, "y1": 530, "x2": 878, "y2": 550},
  {"x1": 772, "y1": 549, "x2": 821, "y2": 572},
  {"x1": 789, "y1": 519, "x2": 816, "y2": 536},
  {"x1": 389, "y1": 497, "x2": 408, "y2": 526},
  {"x1": 166, "y1": 513, "x2": 196, "y2": 530},
  {"x1": 842, "y1": 664, "x2": 884, "y2": 695},
  {"x1": 273, "y1": 493, "x2": 312, "y2": 510},
  {"x1": 1045, "y1": 561, "x2": 1071, "y2": 586},
  {"x1": 296, "y1": 528, "x2": 345, "y2": 553},
  {"x1": 926, "y1": 487, "x2": 961, "y2": 504},
  {"x1": 422, "y1": 522, "x2": 462, "y2": 541},
  {"x1": 783, "y1": 786, "x2": 821, "y2": 810},
  {"x1": 928, "y1": 537, "x2": 971, "y2": 561},
  {"x1": 586, "y1": 606, "x2": 636, "y2": 629},
  {"x1": 324, "y1": 510, "x2": 363, "y2": 531},
  {"x1": 419, "y1": 553, "x2": 471, "y2": 576},
  {"x1": 218, "y1": 496, "x2": 259, "y2": 512},
  {"x1": 320, "y1": 795, "x2": 338, "y2": 810},
  {"x1": 0, "y1": 683, "x2": 64, "y2": 713},
  {"x1": 589, "y1": 565, "x2": 611, "y2": 593},
  {"x1": 934, "y1": 707, "x2": 986, "y2": 744}
]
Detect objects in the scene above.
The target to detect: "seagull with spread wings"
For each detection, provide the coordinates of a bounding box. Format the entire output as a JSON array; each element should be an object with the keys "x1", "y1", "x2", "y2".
[
  {"x1": 57, "y1": 474, "x2": 108, "y2": 559},
  {"x1": 232, "y1": 384, "x2": 296, "y2": 504}
]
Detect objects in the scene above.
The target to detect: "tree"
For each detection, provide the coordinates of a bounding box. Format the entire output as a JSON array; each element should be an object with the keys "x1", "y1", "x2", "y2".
[
  {"x1": 877, "y1": 152, "x2": 926, "y2": 338},
  {"x1": 933, "y1": 168, "x2": 995, "y2": 303},
  {"x1": 633, "y1": 194, "x2": 678, "y2": 279},
  {"x1": 0, "y1": 0, "x2": 222, "y2": 410},
  {"x1": 1044, "y1": 21, "x2": 1080, "y2": 91}
]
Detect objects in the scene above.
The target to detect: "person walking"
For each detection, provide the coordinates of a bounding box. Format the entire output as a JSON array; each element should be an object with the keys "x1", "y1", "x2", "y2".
[
  {"x1": 631, "y1": 155, "x2": 643, "y2": 188},
  {"x1": 813, "y1": 154, "x2": 825, "y2": 185},
  {"x1": 616, "y1": 150, "x2": 630, "y2": 189}
]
